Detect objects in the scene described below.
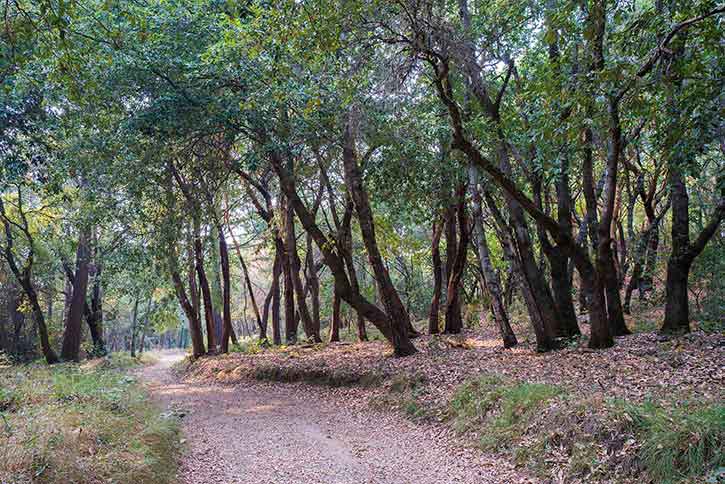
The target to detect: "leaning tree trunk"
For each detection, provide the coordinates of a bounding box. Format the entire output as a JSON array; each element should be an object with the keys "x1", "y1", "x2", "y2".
[
  {"x1": 341, "y1": 118, "x2": 415, "y2": 354},
  {"x1": 228, "y1": 219, "x2": 264, "y2": 341},
  {"x1": 339, "y1": 201, "x2": 368, "y2": 342},
  {"x1": 168, "y1": 246, "x2": 205, "y2": 358},
  {"x1": 25, "y1": 279, "x2": 58, "y2": 364},
  {"x1": 482, "y1": 189, "x2": 556, "y2": 351},
  {"x1": 470, "y1": 167, "x2": 517, "y2": 347},
  {"x1": 267, "y1": 133, "x2": 416, "y2": 356}
]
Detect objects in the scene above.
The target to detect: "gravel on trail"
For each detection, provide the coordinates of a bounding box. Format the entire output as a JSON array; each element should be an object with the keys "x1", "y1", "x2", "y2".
[{"x1": 140, "y1": 352, "x2": 530, "y2": 484}]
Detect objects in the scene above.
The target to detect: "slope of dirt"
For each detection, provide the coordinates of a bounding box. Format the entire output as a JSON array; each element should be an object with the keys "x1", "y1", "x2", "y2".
[
  {"x1": 185, "y1": 330, "x2": 724, "y2": 413},
  {"x1": 140, "y1": 351, "x2": 530, "y2": 484}
]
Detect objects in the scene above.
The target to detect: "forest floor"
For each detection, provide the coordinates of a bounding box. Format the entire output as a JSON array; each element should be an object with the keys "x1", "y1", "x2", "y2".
[
  {"x1": 172, "y1": 321, "x2": 724, "y2": 483},
  {"x1": 141, "y1": 351, "x2": 529, "y2": 483}
]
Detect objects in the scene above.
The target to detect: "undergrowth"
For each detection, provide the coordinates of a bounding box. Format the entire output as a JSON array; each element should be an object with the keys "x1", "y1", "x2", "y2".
[
  {"x1": 0, "y1": 354, "x2": 180, "y2": 484},
  {"x1": 449, "y1": 375, "x2": 565, "y2": 449},
  {"x1": 447, "y1": 374, "x2": 723, "y2": 483},
  {"x1": 369, "y1": 373, "x2": 430, "y2": 419},
  {"x1": 616, "y1": 400, "x2": 724, "y2": 483}
]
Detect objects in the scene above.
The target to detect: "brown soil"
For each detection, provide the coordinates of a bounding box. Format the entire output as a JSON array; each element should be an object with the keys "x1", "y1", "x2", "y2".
[{"x1": 140, "y1": 351, "x2": 530, "y2": 484}]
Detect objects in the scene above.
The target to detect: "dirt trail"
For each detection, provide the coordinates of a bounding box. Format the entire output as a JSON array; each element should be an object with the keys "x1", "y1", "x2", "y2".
[{"x1": 140, "y1": 351, "x2": 526, "y2": 484}]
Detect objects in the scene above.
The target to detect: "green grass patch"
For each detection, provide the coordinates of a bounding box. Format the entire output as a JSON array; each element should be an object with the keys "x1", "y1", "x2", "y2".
[
  {"x1": 449, "y1": 375, "x2": 565, "y2": 450},
  {"x1": 0, "y1": 356, "x2": 180, "y2": 484},
  {"x1": 616, "y1": 400, "x2": 724, "y2": 483},
  {"x1": 448, "y1": 375, "x2": 723, "y2": 483}
]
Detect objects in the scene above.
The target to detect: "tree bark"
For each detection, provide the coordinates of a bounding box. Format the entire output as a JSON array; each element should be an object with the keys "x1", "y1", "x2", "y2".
[
  {"x1": 662, "y1": 168, "x2": 724, "y2": 334},
  {"x1": 265, "y1": 134, "x2": 416, "y2": 355},
  {"x1": 284, "y1": 200, "x2": 320, "y2": 343},
  {"x1": 61, "y1": 227, "x2": 91, "y2": 361},
  {"x1": 218, "y1": 226, "x2": 234, "y2": 353},
  {"x1": 193, "y1": 218, "x2": 216, "y2": 353},
  {"x1": 270, "y1": 243, "x2": 282, "y2": 344},
  {"x1": 329, "y1": 289, "x2": 341, "y2": 343},
  {"x1": 306, "y1": 233, "x2": 322, "y2": 340},
  {"x1": 341, "y1": 116, "x2": 415, "y2": 353},
  {"x1": 168, "y1": 244, "x2": 206, "y2": 358},
  {"x1": 130, "y1": 297, "x2": 139, "y2": 358},
  {"x1": 444, "y1": 184, "x2": 468, "y2": 334},
  {"x1": 87, "y1": 257, "x2": 106, "y2": 356},
  {"x1": 469, "y1": 167, "x2": 517, "y2": 347},
  {"x1": 428, "y1": 219, "x2": 444, "y2": 334},
  {"x1": 280, "y1": 215, "x2": 297, "y2": 344}
]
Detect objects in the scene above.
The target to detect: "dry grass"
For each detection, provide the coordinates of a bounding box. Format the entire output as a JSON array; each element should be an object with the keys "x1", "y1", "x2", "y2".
[{"x1": 0, "y1": 353, "x2": 180, "y2": 484}]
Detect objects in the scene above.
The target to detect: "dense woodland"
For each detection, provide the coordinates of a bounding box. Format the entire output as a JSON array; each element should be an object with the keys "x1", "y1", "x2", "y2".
[
  {"x1": 1, "y1": 0, "x2": 723, "y2": 361},
  {"x1": 1, "y1": 1, "x2": 724, "y2": 483}
]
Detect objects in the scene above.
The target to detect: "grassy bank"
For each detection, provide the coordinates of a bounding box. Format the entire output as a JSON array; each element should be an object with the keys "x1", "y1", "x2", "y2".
[
  {"x1": 0, "y1": 353, "x2": 181, "y2": 484},
  {"x1": 444, "y1": 375, "x2": 723, "y2": 483}
]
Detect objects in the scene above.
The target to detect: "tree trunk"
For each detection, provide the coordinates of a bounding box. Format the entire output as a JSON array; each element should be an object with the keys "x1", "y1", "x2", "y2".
[
  {"x1": 661, "y1": 160, "x2": 723, "y2": 333},
  {"x1": 228, "y1": 219, "x2": 264, "y2": 341},
  {"x1": 469, "y1": 167, "x2": 517, "y2": 347},
  {"x1": 428, "y1": 219, "x2": 443, "y2": 334},
  {"x1": 444, "y1": 185, "x2": 468, "y2": 334},
  {"x1": 483, "y1": 189, "x2": 557, "y2": 351},
  {"x1": 271, "y1": 241, "x2": 283, "y2": 344},
  {"x1": 597, "y1": 99, "x2": 630, "y2": 337},
  {"x1": 26, "y1": 280, "x2": 58, "y2": 363},
  {"x1": 341, "y1": 117, "x2": 416, "y2": 354},
  {"x1": 329, "y1": 289, "x2": 341, "y2": 343},
  {"x1": 61, "y1": 227, "x2": 91, "y2": 361},
  {"x1": 193, "y1": 218, "x2": 216, "y2": 353},
  {"x1": 187, "y1": 233, "x2": 201, "y2": 328},
  {"x1": 624, "y1": 229, "x2": 649, "y2": 313},
  {"x1": 259, "y1": 250, "x2": 282, "y2": 345},
  {"x1": 169, "y1": 245, "x2": 205, "y2": 358},
  {"x1": 280, "y1": 219, "x2": 297, "y2": 344},
  {"x1": 339, "y1": 200, "x2": 368, "y2": 342},
  {"x1": 286, "y1": 204, "x2": 320, "y2": 343},
  {"x1": 662, "y1": 258, "x2": 690, "y2": 334},
  {"x1": 218, "y1": 226, "x2": 233, "y2": 353},
  {"x1": 267, "y1": 135, "x2": 416, "y2": 356},
  {"x1": 87, "y1": 256, "x2": 106, "y2": 356},
  {"x1": 130, "y1": 297, "x2": 139, "y2": 358},
  {"x1": 549, "y1": 251, "x2": 580, "y2": 337},
  {"x1": 306, "y1": 234, "x2": 322, "y2": 339},
  {"x1": 640, "y1": 227, "x2": 659, "y2": 297}
]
